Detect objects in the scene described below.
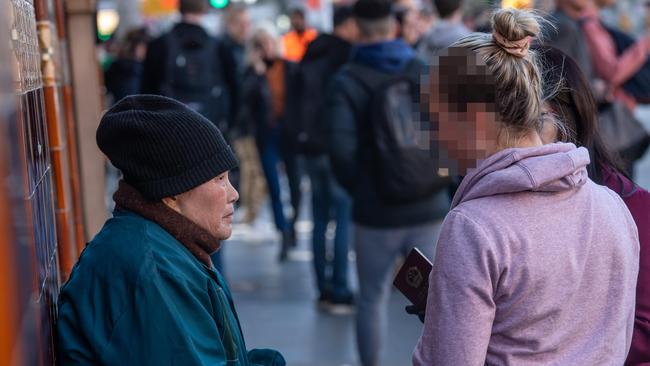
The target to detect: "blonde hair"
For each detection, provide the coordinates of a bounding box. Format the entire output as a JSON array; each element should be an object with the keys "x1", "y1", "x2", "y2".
[{"x1": 452, "y1": 8, "x2": 545, "y2": 139}]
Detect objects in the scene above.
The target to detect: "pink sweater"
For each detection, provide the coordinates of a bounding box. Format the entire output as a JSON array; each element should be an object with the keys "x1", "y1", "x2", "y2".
[
  {"x1": 581, "y1": 9, "x2": 648, "y2": 110},
  {"x1": 413, "y1": 143, "x2": 640, "y2": 365}
]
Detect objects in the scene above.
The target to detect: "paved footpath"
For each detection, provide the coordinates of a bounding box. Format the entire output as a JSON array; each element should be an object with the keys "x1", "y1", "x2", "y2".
[{"x1": 223, "y1": 224, "x2": 422, "y2": 366}]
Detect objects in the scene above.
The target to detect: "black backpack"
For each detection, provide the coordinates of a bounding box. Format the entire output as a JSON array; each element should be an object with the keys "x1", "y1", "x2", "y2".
[
  {"x1": 343, "y1": 59, "x2": 450, "y2": 203},
  {"x1": 161, "y1": 29, "x2": 226, "y2": 129},
  {"x1": 285, "y1": 56, "x2": 332, "y2": 155}
]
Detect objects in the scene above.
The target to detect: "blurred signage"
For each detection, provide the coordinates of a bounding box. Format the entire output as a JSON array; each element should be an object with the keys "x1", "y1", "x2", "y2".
[
  {"x1": 501, "y1": 0, "x2": 533, "y2": 8},
  {"x1": 142, "y1": 0, "x2": 179, "y2": 16}
]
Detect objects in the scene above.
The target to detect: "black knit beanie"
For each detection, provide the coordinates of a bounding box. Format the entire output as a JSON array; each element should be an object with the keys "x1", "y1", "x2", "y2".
[{"x1": 96, "y1": 95, "x2": 238, "y2": 200}]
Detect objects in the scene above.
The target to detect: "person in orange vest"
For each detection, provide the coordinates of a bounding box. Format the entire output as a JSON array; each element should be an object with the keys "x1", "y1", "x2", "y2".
[{"x1": 282, "y1": 7, "x2": 317, "y2": 62}]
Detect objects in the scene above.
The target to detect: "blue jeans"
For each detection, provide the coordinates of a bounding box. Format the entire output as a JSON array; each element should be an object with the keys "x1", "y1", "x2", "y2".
[
  {"x1": 257, "y1": 130, "x2": 288, "y2": 231},
  {"x1": 355, "y1": 221, "x2": 442, "y2": 366},
  {"x1": 305, "y1": 156, "x2": 352, "y2": 300},
  {"x1": 257, "y1": 128, "x2": 302, "y2": 232}
]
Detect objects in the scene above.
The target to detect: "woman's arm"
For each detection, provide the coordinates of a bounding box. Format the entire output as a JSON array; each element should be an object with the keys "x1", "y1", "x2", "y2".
[
  {"x1": 582, "y1": 18, "x2": 649, "y2": 87},
  {"x1": 413, "y1": 211, "x2": 498, "y2": 366}
]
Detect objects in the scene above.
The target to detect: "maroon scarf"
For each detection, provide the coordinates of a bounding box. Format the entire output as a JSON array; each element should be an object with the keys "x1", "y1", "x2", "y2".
[{"x1": 113, "y1": 180, "x2": 220, "y2": 268}]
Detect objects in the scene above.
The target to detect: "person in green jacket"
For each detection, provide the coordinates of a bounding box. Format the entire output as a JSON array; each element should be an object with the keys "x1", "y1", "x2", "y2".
[{"x1": 56, "y1": 95, "x2": 285, "y2": 366}]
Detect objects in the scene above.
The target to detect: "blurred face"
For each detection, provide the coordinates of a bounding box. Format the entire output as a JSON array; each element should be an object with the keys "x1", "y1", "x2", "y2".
[
  {"x1": 557, "y1": 0, "x2": 589, "y2": 12},
  {"x1": 254, "y1": 32, "x2": 277, "y2": 59},
  {"x1": 336, "y1": 18, "x2": 359, "y2": 43},
  {"x1": 167, "y1": 171, "x2": 239, "y2": 240},
  {"x1": 290, "y1": 11, "x2": 306, "y2": 33},
  {"x1": 427, "y1": 50, "x2": 500, "y2": 173},
  {"x1": 227, "y1": 11, "x2": 251, "y2": 43},
  {"x1": 401, "y1": 9, "x2": 421, "y2": 46},
  {"x1": 434, "y1": 101, "x2": 500, "y2": 172}
]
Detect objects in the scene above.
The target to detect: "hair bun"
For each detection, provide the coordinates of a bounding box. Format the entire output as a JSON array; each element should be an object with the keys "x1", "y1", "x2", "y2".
[{"x1": 491, "y1": 8, "x2": 540, "y2": 58}]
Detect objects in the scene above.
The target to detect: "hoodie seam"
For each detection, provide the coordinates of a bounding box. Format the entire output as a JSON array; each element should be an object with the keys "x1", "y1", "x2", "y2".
[
  {"x1": 514, "y1": 163, "x2": 538, "y2": 190},
  {"x1": 563, "y1": 153, "x2": 578, "y2": 188}
]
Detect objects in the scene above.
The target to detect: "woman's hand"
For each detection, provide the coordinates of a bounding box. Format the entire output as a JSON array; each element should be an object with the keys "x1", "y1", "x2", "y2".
[{"x1": 405, "y1": 304, "x2": 426, "y2": 323}]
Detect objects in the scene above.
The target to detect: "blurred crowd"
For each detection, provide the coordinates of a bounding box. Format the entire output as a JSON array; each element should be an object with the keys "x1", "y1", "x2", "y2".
[{"x1": 56, "y1": 0, "x2": 650, "y2": 365}]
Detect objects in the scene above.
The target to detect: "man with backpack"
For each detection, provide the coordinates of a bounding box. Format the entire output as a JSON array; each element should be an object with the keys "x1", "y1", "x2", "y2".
[
  {"x1": 324, "y1": 1, "x2": 450, "y2": 365},
  {"x1": 291, "y1": 5, "x2": 358, "y2": 314},
  {"x1": 141, "y1": 0, "x2": 236, "y2": 135}
]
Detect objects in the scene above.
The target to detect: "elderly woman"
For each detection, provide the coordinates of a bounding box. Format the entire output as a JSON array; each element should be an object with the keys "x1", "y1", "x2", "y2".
[{"x1": 56, "y1": 95, "x2": 285, "y2": 366}]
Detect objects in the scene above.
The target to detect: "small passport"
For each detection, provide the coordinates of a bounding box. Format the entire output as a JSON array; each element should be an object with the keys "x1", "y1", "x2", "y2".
[{"x1": 393, "y1": 248, "x2": 433, "y2": 312}]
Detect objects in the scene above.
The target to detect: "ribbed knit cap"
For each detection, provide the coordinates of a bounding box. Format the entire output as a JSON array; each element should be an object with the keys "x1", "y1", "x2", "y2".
[{"x1": 96, "y1": 95, "x2": 238, "y2": 200}]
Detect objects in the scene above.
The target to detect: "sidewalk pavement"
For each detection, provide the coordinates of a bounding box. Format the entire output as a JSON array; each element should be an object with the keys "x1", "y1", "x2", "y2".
[{"x1": 222, "y1": 217, "x2": 423, "y2": 366}]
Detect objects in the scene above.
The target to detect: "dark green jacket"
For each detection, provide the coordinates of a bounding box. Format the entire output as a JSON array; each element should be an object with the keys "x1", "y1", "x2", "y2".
[{"x1": 56, "y1": 209, "x2": 284, "y2": 366}]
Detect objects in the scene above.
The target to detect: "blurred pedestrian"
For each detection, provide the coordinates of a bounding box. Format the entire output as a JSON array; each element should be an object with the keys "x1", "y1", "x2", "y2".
[
  {"x1": 417, "y1": 0, "x2": 470, "y2": 61},
  {"x1": 103, "y1": 27, "x2": 150, "y2": 213},
  {"x1": 104, "y1": 27, "x2": 149, "y2": 103},
  {"x1": 546, "y1": 0, "x2": 594, "y2": 78},
  {"x1": 537, "y1": 45, "x2": 650, "y2": 366},
  {"x1": 326, "y1": 0, "x2": 450, "y2": 364},
  {"x1": 217, "y1": 3, "x2": 251, "y2": 226},
  {"x1": 576, "y1": 0, "x2": 650, "y2": 175},
  {"x1": 241, "y1": 24, "x2": 301, "y2": 261},
  {"x1": 393, "y1": 4, "x2": 422, "y2": 47},
  {"x1": 141, "y1": 0, "x2": 236, "y2": 135},
  {"x1": 580, "y1": 0, "x2": 650, "y2": 111},
  {"x1": 292, "y1": 5, "x2": 358, "y2": 314},
  {"x1": 57, "y1": 95, "x2": 285, "y2": 366},
  {"x1": 412, "y1": 8, "x2": 639, "y2": 365},
  {"x1": 220, "y1": 3, "x2": 251, "y2": 130},
  {"x1": 281, "y1": 6, "x2": 318, "y2": 62}
]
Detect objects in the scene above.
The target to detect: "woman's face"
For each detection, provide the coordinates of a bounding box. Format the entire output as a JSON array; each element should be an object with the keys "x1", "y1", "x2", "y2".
[
  {"x1": 254, "y1": 33, "x2": 277, "y2": 60},
  {"x1": 434, "y1": 101, "x2": 500, "y2": 172},
  {"x1": 427, "y1": 50, "x2": 500, "y2": 173},
  {"x1": 170, "y1": 172, "x2": 239, "y2": 241}
]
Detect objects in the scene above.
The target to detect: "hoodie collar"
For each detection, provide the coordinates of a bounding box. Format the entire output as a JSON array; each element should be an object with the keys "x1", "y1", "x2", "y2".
[
  {"x1": 352, "y1": 39, "x2": 415, "y2": 73},
  {"x1": 451, "y1": 143, "x2": 591, "y2": 209}
]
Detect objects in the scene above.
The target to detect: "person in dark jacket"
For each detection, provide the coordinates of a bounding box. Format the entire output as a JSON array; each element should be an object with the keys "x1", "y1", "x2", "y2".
[
  {"x1": 536, "y1": 46, "x2": 650, "y2": 366},
  {"x1": 141, "y1": 0, "x2": 238, "y2": 134},
  {"x1": 324, "y1": 1, "x2": 449, "y2": 365},
  {"x1": 56, "y1": 95, "x2": 285, "y2": 366},
  {"x1": 104, "y1": 27, "x2": 149, "y2": 102},
  {"x1": 545, "y1": 0, "x2": 594, "y2": 79},
  {"x1": 219, "y1": 3, "x2": 250, "y2": 133},
  {"x1": 299, "y1": 5, "x2": 358, "y2": 313},
  {"x1": 240, "y1": 24, "x2": 301, "y2": 261}
]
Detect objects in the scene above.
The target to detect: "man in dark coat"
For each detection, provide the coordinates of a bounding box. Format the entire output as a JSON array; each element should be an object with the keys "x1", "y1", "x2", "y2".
[
  {"x1": 141, "y1": 0, "x2": 237, "y2": 134},
  {"x1": 298, "y1": 5, "x2": 358, "y2": 313}
]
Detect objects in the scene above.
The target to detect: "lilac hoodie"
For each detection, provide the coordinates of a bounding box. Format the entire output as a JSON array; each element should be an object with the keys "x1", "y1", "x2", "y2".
[{"x1": 413, "y1": 143, "x2": 640, "y2": 366}]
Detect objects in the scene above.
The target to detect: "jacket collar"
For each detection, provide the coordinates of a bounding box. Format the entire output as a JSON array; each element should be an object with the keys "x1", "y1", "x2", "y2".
[{"x1": 113, "y1": 180, "x2": 220, "y2": 268}]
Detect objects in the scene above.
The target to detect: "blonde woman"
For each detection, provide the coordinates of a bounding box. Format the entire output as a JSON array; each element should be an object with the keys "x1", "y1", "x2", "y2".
[
  {"x1": 413, "y1": 8, "x2": 640, "y2": 365},
  {"x1": 240, "y1": 25, "x2": 301, "y2": 261}
]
